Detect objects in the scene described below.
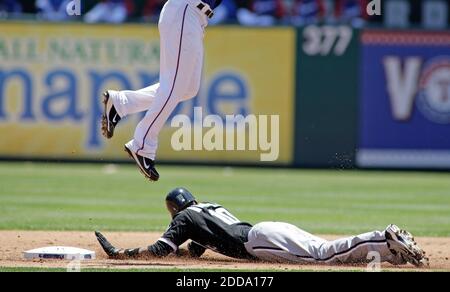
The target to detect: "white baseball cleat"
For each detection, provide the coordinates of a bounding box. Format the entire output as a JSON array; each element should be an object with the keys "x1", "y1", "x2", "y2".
[{"x1": 385, "y1": 224, "x2": 429, "y2": 267}]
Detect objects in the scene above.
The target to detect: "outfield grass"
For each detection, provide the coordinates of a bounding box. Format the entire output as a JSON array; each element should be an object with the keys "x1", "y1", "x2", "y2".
[{"x1": 0, "y1": 162, "x2": 449, "y2": 236}]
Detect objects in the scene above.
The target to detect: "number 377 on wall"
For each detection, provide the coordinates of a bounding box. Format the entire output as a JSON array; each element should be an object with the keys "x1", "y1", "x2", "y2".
[{"x1": 302, "y1": 25, "x2": 354, "y2": 57}]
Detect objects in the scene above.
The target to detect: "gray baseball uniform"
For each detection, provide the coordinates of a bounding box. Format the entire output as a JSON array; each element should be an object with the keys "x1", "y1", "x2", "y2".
[
  {"x1": 244, "y1": 222, "x2": 402, "y2": 264},
  {"x1": 124, "y1": 201, "x2": 402, "y2": 264}
]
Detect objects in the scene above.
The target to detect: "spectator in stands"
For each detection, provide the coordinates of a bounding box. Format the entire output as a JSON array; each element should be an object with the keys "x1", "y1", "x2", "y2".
[
  {"x1": 332, "y1": 0, "x2": 368, "y2": 28},
  {"x1": 18, "y1": 0, "x2": 37, "y2": 14},
  {"x1": 237, "y1": 0, "x2": 285, "y2": 26},
  {"x1": 290, "y1": 0, "x2": 324, "y2": 26},
  {"x1": 35, "y1": 0, "x2": 72, "y2": 21},
  {"x1": 208, "y1": 0, "x2": 238, "y2": 25},
  {"x1": 0, "y1": 0, "x2": 22, "y2": 17},
  {"x1": 140, "y1": 0, "x2": 165, "y2": 22},
  {"x1": 84, "y1": 0, "x2": 134, "y2": 23},
  {"x1": 289, "y1": 0, "x2": 368, "y2": 27}
]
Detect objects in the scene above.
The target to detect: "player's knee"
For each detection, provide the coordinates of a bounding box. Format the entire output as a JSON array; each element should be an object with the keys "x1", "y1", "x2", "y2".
[
  {"x1": 183, "y1": 82, "x2": 201, "y2": 100},
  {"x1": 184, "y1": 89, "x2": 199, "y2": 100},
  {"x1": 252, "y1": 222, "x2": 277, "y2": 239}
]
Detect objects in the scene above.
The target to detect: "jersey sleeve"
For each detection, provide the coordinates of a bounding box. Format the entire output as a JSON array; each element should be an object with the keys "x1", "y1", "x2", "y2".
[
  {"x1": 159, "y1": 212, "x2": 193, "y2": 252},
  {"x1": 145, "y1": 241, "x2": 173, "y2": 257}
]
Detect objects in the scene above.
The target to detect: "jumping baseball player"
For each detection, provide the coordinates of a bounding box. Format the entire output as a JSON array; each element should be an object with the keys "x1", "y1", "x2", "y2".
[
  {"x1": 95, "y1": 188, "x2": 428, "y2": 266},
  {"x1": 101, "y1": 0, "x2": 222, "y2": 181}
]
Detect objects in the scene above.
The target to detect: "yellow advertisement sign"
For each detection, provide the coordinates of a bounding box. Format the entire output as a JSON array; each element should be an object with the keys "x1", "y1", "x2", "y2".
[{"x1": 0, "y1": 23, "x2": 295, "y2": 164}]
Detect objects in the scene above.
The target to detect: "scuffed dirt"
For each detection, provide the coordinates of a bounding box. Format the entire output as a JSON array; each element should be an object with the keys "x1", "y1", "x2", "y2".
[{"x1": 1, "y1": 231, "x2": 449, "y2": 271}]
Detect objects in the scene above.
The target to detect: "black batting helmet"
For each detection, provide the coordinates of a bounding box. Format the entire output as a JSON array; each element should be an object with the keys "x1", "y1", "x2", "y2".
[{"x1": 165, "y1": 187, "x2": 197, "y2": 217}]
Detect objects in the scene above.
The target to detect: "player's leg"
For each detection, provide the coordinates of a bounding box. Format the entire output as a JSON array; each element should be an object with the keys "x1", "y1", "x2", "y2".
[
  {"x1": 127, "y1": 39, "x2": 202, "y2": 160},
  {"x1": 101, "y1": 85, "x2": 160, "y2": 139},
  {"x1": 310, "y1": 224, "x2": 427, "y2": 266},
  {"x1": 108, "y1": 84, "x2": 160, "y2": 118},
  {"x1": 245, "y1": 222, "x2": 326, "y2": 263},
  {"x1": 100, "y1": 0, "x2": 203, "y2": 140},
  {"x1": 245, "y1": 222, "x2": 426, "y2": 266},
  {"x1": 100, "y1": 65, "x2": 160, "y2": 140},
  {"x1": 182, "y1": 31, "x2": 204, "y2": 101},
  {"x1": 125, "y1": 2, "x2": 205, "y2": 181},
  {"x1": 309, "y1": 230, "x2": 395, "y2": 265}
]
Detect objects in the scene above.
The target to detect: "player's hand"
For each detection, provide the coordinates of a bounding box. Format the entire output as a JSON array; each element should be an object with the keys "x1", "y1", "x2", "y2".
[{"x1": 95, "y1": 231, "x2": 122, "y2": 258}]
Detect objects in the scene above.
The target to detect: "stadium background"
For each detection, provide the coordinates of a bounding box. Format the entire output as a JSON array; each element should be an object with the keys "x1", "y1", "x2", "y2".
[
  {"x1": 1, "y1": 0, "x2": 449, "y2": 169},
  {"x1": 0, "y1": 0, "x2": 450, "y2": 272}
]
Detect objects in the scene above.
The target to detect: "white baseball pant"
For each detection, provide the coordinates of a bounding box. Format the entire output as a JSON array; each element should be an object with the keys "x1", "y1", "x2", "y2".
[
  {"x1": 244, "y1": 222, "x2": 403, "y2": 265},
  {"x1": 109, "y1": 0, "x2": 208, "y2": 160}
]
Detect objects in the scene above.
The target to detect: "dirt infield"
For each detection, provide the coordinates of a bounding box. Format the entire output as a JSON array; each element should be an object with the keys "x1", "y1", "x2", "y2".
[{"x1": 1, "y1": 231, "x2": 449, "y2": 271}]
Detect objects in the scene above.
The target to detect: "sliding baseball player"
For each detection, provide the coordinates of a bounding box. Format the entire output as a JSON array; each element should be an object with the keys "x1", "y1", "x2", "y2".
[{"x1": 96, "y1": 187, "x2": 428, "y2": 267}]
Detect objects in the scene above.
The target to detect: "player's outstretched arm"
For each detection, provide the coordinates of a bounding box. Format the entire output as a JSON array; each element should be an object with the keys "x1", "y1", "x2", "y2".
[{"x1": 95, "y1": 231, "x2": 174, "y2": 259}]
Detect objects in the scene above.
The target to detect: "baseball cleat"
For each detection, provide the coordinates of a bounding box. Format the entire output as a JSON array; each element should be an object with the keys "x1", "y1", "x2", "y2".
[
  {"x1": 101, "y1": 91, "x2": 121, "y2": 139},
  {"x1": 124, "y1": 144, "x2": 160, "y2": 182},
  {"x1": 385, "y1": 224, "x2": 429, "y2": 267}
]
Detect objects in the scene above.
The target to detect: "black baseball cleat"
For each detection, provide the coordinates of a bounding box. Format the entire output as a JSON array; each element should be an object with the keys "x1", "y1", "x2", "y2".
[
  {"x1": 101, "y1": 91, "x2": 121, "y2": 139},
  {"x1": 385, "y1": 224, "x2": 429, "y2": 267},
  {"x1": 124, "y1": 144, "x2": 160, "y2": 182},
  {"x1": 95, "y1": 231, "x2": 120, "y2": 257}
]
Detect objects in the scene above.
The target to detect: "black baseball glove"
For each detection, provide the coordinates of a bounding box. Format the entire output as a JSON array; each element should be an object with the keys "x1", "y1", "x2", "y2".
[{"x1": 95, "y1": 231, "x2": 122, "y2": 258}]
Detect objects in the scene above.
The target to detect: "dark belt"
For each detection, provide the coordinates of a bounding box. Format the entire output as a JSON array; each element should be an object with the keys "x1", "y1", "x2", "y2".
[{"x1": 196, "y1": 3, "x2": 214, "y2": 19}]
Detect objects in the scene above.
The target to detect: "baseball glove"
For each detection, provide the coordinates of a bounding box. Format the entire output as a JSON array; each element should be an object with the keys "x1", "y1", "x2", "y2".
[{"x1": 95, "y1": 231, "x2": 122, "y2": 257}]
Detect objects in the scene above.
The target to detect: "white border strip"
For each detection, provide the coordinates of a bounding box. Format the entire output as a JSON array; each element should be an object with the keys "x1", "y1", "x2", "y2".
[
  {"x1": 357, "y1": 149, "x2": 450, "y2": 169},
  {"x1": 158, "y1": 238, "x2": 178, "y2": 252}
]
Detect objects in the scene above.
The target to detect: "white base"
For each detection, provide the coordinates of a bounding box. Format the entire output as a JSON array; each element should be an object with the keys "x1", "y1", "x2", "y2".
[{"x1": 23, "y1": 246, "x2": 96, "y2": 260}]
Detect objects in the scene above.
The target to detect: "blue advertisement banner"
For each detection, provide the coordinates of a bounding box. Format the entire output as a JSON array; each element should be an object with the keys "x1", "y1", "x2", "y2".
[{"x1": 358, "y1": 30, "x2": 450, "y2": 169}]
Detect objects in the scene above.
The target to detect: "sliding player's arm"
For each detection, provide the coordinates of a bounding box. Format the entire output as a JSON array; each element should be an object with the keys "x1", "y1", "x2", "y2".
[{"x1": 95, "y1": 212, "x2": 193, "y2": 259}]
